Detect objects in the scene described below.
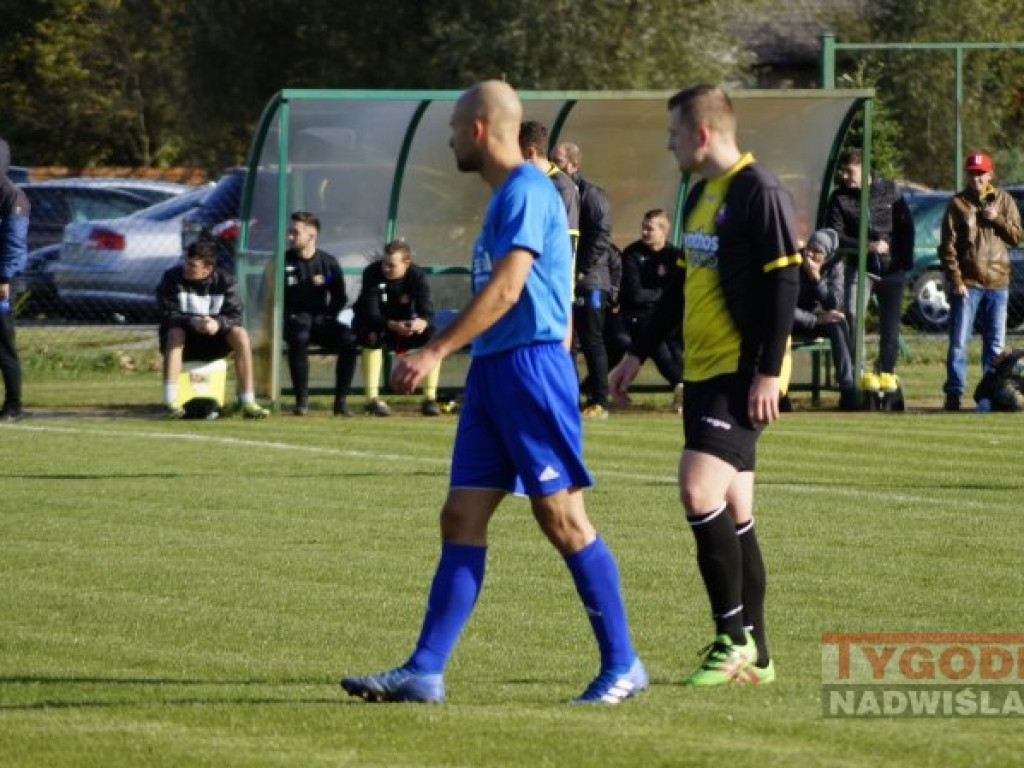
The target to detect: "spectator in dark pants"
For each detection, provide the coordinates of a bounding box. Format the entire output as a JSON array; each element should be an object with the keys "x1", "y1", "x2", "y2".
[
  {"x1": 611, "y1": 209, "x2": 682, "y2": 399},
  {"x1": 282, "y1": 211, "x2": 358, "y2": 416},
  {"x1": 551, "y1": 141, "x2": 614, "y2": 419},
  {"x1": 825, "y1": 148, "x2": 913, "y2": 396},
  {"x1": 352, "y1": 239, "x2": 442, "y2": 417},
  {"x1": 792, "y1": 228, "x2": 856, "y2": 410},
  {"x1": 0, "y1": 137, "x2": 28, "y2": 421}
]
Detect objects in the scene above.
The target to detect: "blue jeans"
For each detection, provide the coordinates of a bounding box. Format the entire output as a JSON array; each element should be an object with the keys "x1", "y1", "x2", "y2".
[{"x1": 944, "y1": 287, "x2": 1008, "y2": 396}]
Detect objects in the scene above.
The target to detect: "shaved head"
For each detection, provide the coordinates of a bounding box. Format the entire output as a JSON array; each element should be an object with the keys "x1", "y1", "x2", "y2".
[{"x1": 450, "y1": 80, "x2": 525, "y2": 185}]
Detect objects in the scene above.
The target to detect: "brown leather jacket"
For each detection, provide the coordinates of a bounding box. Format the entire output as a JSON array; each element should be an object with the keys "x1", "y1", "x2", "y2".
[{"x1": 939, "y1": 187, "x2": 1022, "y2": 290}]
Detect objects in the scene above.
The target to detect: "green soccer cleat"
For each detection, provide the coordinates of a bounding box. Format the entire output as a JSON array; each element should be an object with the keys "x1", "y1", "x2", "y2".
[
  {"x1": 733, "y1": 658, "x2": 776, "y2": 685},
  {"x1": 241, "y1": 401, "x2": 270, "y2": 419},
  {"x1": 683, "y1": 632, "x2": 756, "y2": 687}
]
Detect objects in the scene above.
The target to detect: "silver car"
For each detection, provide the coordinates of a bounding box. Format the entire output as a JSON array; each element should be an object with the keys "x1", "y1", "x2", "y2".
[{"x1": 52, "y1": 185, "x2": 211, "y2": 322}]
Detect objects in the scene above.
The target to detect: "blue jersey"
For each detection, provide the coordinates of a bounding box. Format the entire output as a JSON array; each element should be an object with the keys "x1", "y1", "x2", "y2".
[{"x1": 470, "y1": 164, "x2": 572, "y2": 356}]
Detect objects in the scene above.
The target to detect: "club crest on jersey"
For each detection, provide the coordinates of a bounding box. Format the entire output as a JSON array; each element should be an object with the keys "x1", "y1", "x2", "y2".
[{"x1": 714, "y1": 204, "x2": 728, "y2": 228}]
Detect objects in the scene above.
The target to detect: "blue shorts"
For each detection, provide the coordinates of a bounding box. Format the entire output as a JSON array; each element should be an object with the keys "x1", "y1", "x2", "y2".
[{"x1": 450, "y1": 342, "x2": 594, "y2": 496}]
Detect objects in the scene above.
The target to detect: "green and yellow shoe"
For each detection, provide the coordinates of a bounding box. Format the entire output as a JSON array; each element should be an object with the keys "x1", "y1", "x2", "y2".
[
  {"x1": 733, "y1": 658, "x2": 776, "y2": 685},
  {"x1": 683, "y1": 632, "x2": 756, "y2": 687}
]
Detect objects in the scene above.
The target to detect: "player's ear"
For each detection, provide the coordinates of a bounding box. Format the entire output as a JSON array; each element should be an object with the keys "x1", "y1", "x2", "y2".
[{"x1": 696, "y1": 124, "x2": 713, "y2": 149}]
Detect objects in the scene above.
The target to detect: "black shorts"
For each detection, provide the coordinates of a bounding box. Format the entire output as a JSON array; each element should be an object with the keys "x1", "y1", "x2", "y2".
[
  {"x1": 682, "y1": 372, "x2": 763, "y2": 472},
  {"x1": 159, "y1": 325, "x2": 232, "y2": 363}
]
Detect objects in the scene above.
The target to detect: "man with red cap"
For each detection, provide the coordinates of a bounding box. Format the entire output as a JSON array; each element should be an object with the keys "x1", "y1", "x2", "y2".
[{"x1": 939, "y1": 151, "x2": 1023, "y2": 411}]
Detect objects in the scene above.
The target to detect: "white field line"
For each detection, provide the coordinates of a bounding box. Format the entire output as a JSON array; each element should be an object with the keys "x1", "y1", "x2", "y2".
[{"x1": 3, "y1": 422, "x2": 999, "y2": 509}]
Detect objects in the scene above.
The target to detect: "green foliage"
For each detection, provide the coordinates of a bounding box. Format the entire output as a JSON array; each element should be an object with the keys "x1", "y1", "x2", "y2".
[
  {"x1": 3, "y1": 405, "x2": 1024, "y2": 766},
  {"x1": 831, "y1": 0, "x2": 1024, "y2": 188},
  {"x1": 835, "y1": 64, "x2": 906, "y2": 181},
  {"x1": 0, "y1": 0, "x2": 750, "y2": 171}
]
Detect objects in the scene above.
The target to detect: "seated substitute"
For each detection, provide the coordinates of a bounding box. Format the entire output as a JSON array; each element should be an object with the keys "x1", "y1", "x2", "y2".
[
  {"x1": 611, "y1": 209, "x2": 683, "y2": 397},
  {"x1": 352, "y1": 239, "x2": 442, "y2": 417},
  {"x1": 792, "y1": 228, "x2": 856, "y2": 410},
  {"x1": 157, "y1": 240, "x2": 269, "y2": 419},
  {"x1": 283, "y1": 211, "x2": 358, "y2": 417}
]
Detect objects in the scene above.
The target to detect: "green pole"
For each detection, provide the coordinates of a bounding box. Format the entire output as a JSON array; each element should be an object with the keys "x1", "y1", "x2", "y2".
[
  {"x1": 821, "y1": 33, "x2": 836, "y2": 88},
  {"x1": 954, "y1": 47, "x2": 964, "y2": 190},
  {"x1": 270, "y1": 100, "x2": 291, "y2": 406},
  {"x1": 853, "y1": 97, "x2": 873, "y2": 389}
]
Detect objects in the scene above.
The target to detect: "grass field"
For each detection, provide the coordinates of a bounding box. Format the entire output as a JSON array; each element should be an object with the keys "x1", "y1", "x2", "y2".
[{"x1": 3, "y1": 364, "x2": 1024, "y2": 767}]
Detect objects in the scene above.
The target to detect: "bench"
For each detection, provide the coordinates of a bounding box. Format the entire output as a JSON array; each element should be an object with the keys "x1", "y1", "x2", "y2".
[
  {"x1": 282, "y1": 308, "x2": 466, "y2": 396},
  {"x1": 787, "y1": 337, "x2": 835, "y2": 404}
]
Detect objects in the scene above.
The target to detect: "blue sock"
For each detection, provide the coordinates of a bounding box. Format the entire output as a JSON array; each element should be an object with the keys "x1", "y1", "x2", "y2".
[
  {"x1": 565, "y1": 536, "x2": 635, "y2": 671},
  {"x1": 406, "y1": 542, "x2": 487, "y2": 674}
]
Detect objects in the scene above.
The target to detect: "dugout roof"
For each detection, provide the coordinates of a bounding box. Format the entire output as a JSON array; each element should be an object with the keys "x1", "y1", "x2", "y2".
[{"x1": 237, "y1": 88, "x2": 873, "y2": 401}]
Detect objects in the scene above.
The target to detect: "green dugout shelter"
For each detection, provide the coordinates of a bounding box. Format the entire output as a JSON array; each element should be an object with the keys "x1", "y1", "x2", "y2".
[{"x1": 237, "y1": 88, "x2": 874, "y2": 404}]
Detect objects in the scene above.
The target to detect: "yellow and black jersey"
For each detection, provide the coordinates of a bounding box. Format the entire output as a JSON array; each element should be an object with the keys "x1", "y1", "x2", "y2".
[
  {"x1": 630, "y1": 153, "x2": 800, "y2": 381},
  {"x1": 679, "y1": 153, "x2": 800, "y2": 381}
]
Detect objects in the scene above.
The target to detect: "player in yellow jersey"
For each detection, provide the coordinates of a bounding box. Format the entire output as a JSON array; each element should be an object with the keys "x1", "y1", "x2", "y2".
[{"x1": 610, "y1": 84, "x2": 800, "y2": 686}]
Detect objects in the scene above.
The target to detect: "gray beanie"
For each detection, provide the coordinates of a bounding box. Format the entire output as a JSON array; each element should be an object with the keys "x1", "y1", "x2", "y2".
[{"x1": 807, "y1": 228, "x2": 839, "y2": 258}]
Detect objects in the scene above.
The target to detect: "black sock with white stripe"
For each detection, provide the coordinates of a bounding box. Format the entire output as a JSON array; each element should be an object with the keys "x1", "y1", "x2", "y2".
[
  {"x1": 688, "y1": 503, "x2": 745, "y2": 645},
  {"x1": 736, "y1": 518, "x2": 769, "y2": 667}
]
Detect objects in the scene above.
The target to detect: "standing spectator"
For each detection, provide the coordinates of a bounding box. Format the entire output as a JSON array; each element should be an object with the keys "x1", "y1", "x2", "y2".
[
  {"x1": 157, "y1": 240, "x2": 269, "y2": 419},
  {"x1": 939, "y1": 151, "x2": 1023, "y2": 411},
  {"x1": 551, "y1": 141, "x2": 614, "y2": 418},
  {"x1": 520, "y1": 121, "x2": 580, "y2": 353},
  {"x1": 610, "y1": 84, "x2": 800, "y2": 686},
  {"x1": 352, "y1": 240, "x2": 442, "y2": 417},
  {"x1": 0, "y1": 138, "x2": 28, "y2": 421},
  {"x1": 612, "y1": 209, "x2": 683, "y2": 392},
  {"x1": 519, "y1": 121, "x2": 580, "y2": 256},
  {"x1": 793, "y1": 228, "x2": 856, "y2": 410},
  {"x1": 342, "y1": 80, "x2": 646, "y2": 706},
  {"x1": 282, "y1": 211, "x2": 358, "y2": 417},
  {"x1": 825, "y1": 148, "x2": 914, "y2": 395}
]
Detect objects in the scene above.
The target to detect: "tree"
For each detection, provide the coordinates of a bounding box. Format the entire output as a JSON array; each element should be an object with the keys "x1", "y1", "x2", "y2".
[
  {"x1": 0, "y1": 0, "x2": 191, "y2": 167},
  {"x1": 832, "y1": 0, "x2": 1024, "y2": 189},
  {"x1": 0, "y1": 0, "x2": 755, "y2": 171}
]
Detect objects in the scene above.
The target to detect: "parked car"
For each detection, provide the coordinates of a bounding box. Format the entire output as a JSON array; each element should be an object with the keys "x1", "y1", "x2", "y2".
[
  {"x1": 51, "y1": 185, "x2": 211, "y2": 322},
  {"x1": 6, "y1": 165, "x2": 30, "y2": 183},
  {"x1": 904, "y1": 190, "x2": 1024, "y2": 331},
  {"x1": 18, "y1": 182, "x2": 157, "y2": 252},
  {"x1": 14, "y1": 244, "x2": 61, "y2": 319},
  {"x1": 35, "y1": 177, "x2": 191, "y2": 206}
]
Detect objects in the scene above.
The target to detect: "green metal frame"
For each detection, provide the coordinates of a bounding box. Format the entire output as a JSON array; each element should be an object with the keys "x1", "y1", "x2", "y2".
[
  {"x1": 239, "y1": 87, "x2": 869, "y2": 405},
  {"x1": 821, "y1": 34, "x2": 1024, "y2": 190}
]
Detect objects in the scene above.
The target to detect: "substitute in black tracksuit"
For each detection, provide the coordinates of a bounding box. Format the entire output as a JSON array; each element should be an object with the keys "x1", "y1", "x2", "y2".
[
  {"x1": 0, "y1": 137, "x2": 29, "y2": 420},
  {"x1": 611, "y1": 209, "x2": 682, "y2": 387},
  {"x1": 283, "y1": 211, "x2": 357, "y2": 416},
  {"x1": 352, "y1": 239, "x2": 441, "y2": 416},
  {"x1": 551, "y1": 141, "x2": 614, "y2": 417}
]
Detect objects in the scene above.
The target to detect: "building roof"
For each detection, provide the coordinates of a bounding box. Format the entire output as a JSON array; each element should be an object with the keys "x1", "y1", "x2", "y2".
[{"x1": 731, "y1": 0, "x2": 865, "y2": 67}]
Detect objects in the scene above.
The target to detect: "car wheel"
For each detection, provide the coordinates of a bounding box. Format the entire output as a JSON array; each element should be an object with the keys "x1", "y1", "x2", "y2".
[{"x1": 908, "y1": 268, "x2": 950, "y2": 331}]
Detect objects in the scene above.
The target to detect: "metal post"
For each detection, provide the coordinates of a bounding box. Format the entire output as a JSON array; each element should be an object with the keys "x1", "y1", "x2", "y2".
[
  {"x1": 954, "y1": 47, "x2": 964, "y2": 191},
  {"x1": 821, "y1": 33, "x2": 836, "y2": 89}
]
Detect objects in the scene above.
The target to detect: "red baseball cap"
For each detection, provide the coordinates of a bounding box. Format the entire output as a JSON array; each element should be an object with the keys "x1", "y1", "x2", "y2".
[{"x1": 965, "y1": 152, "x2": 994, "y2": 174}]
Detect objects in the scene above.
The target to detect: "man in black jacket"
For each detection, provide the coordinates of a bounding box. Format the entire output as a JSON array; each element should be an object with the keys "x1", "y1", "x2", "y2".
[
  {"x1": 551, "y1": 141, "x2": 614, "y2": 418},
  {"x1": 157, "y1": 240, "x2": 269, "y2": 419},
  {"x1": 283, "y1": 211, "x2": 358, "y2": 416},
  {"x1": 825, "y1": 149, "x2": 914, "y2": 396},
  {"x1": 612, "y1": 209, "x2": 682, "y2": 390},
  {"x1": 352, "y1": 239, "x2": 441, "y2": 416}
]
